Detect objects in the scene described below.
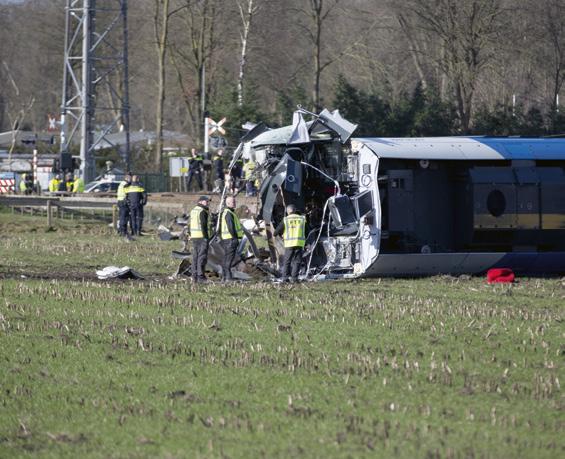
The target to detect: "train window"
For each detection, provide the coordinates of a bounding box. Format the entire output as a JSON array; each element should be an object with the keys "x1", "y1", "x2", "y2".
[{"x1": 487, "y1": 189, "x2": 506, "y2": 217}]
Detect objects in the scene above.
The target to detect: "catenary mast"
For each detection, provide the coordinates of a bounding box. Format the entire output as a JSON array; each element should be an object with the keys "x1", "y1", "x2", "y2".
[{"x1": 60, "y1": 0, "x2": 130, "y2": 182}]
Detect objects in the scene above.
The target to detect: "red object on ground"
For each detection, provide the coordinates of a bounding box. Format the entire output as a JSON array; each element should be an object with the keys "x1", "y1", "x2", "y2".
[{"x1": 487, "y1": 268, "x2": 515, "y2": 283}]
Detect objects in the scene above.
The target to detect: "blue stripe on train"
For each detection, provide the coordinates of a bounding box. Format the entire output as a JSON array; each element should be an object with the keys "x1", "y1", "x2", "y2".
[
  {"x1": 492, "y1": 252, "x2": 565, "y2": 274},
  {"x1": 472, "y1": 137, "x2": 565, "y2": 160}
]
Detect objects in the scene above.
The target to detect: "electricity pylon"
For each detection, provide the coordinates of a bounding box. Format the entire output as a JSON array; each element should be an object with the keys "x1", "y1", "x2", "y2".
[{"x1": 60, "y1": 0, "x2": 130, "y2": 182}]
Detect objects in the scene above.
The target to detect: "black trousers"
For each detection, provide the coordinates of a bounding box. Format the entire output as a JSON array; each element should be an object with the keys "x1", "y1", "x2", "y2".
[
  {"x1": 281, "y1": 247, "x2": 304, "y2": 281},
  {"x1": 118, "y1": 202, "x2": 130, "y2": 235},
  {"x1": 221, "y1": 239, "x2": 239, "y2": 280},
  {"x1": 129, "y1": 205, "x2": 142, "y2": 235},
  {"x1": 192, "y1": 239, "x2": 208, "y2": 280},
  {"x1": 186, "y1": 170, "x2": 203, "y2": 191}
]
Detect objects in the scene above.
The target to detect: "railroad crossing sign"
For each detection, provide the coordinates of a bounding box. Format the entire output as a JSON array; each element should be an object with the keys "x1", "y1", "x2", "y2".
[
  {"x1": 208, "y1": 117, "x2": 226, "y2": 136},
  {"x1": 47, "y1": 114, "x2": 58, "y2": 131}
]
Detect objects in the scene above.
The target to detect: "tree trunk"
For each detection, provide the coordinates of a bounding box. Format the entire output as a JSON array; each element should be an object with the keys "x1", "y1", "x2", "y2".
[
  {"x1": 312, "y1": 0, "x2": 323, "y2": 111},
  {"x1": 237, "y1": 0, "x2": 255, "y2": 108},
  {"x1": 154, "y1": 0, "x2": 170, "y2": 172}
]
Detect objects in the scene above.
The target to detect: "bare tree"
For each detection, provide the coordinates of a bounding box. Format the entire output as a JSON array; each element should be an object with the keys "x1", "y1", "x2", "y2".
[
  {"x1": 236, "y1": 0, "x2": 261, "y2": 108},
  {"x1": 395, "y1": 0, "x2": 504, "y2": 132},
  {"x1": 168, "y1": 0, "x2": 223, "y2": 140},
  {"x1": 153, "y1": 0, "x2": 172, "y2": 170},
  {"x1": 533, "y1": 0, "x2": 565, "y2": 112},
  {"x1": 2, "y1": 61, "x2": 35, "y2": 164}
]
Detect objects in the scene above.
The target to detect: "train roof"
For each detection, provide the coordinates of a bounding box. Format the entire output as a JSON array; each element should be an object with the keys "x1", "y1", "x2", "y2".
[{"x1": 357, "y1": 136, "x2": 565, "y2": 160}]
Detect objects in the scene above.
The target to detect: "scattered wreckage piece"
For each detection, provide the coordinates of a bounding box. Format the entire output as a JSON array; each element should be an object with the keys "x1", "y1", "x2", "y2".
[
  {"x1": 96, "y1": 266, "x2": 144, "y2": 280},
  {"x1": 170, "y1": 225, "x2": 275, "y2": 281}
]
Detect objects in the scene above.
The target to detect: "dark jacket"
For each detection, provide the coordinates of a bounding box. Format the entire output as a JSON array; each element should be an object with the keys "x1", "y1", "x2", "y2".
[
  {"x1": 188, "y1": 154, "x2": 203, "y2": 172},
  {"x1": 213, "y1": 156, "x2": 224, "y2": 179},
  {"x1": 125, "y1": 182, "x2": 147, "y2": 208}
]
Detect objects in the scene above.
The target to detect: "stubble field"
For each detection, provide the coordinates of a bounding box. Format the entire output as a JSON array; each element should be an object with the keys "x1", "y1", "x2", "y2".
[{"x1": 0, "y1": 211, "x2": 563, "y2": 458}]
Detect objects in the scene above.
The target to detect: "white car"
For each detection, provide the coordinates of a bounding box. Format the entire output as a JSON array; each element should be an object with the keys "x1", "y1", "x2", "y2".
[{"x1": 84, "y1": 180, "x2": 121, "y2": 193}]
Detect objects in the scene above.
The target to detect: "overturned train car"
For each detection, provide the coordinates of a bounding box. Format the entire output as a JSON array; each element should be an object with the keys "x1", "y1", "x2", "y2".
[{"x1": 245, "y1": 111, "x2": 565, "y2": 278}]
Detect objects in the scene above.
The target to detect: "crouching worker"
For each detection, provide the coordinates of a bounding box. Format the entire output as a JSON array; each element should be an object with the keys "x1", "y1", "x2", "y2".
[
  {"x1": 189, "y1": 196, "x2": 211, "y2": 283},
  {"x1": 219, "y1": 196, "x2": 243, "y2": 282},
  {"x1": 275, "y1": 204, "x2": 306, "y2": 283}
]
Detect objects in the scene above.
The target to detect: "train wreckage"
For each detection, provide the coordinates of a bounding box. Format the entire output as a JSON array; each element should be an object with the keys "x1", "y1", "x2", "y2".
[{"x1": 172, "y1": 107, "x2": 565, "y2": 280}]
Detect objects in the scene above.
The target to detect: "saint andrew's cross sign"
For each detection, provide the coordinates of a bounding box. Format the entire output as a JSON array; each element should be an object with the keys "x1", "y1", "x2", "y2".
[{"x1": 208, "y1": 117, "x2": 226, "y2": 136}]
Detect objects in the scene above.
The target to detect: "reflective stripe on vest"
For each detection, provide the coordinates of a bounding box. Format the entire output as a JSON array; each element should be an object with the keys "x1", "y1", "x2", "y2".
[
  {"x1": 283, "y1": 214, "x2": 306, "y2": 248},
  {"x1": 116, "y1": 182, "x2": 128, "y2": 201},
  {"x1": 125, "y1": 185, "x2": 145, "y2": 193},
  {"x1": 221, "y1": 208, "x2": 243, "y2": 240},
  {"x1": 190, "y1": 206, "x2": 208, "y2": 239}
]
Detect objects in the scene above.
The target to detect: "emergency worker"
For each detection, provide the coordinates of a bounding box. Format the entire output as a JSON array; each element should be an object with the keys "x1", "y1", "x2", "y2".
[
  {"x1": 72, "y1": 174, "x2": 85, "y2": 193},
  {"x1": 219, "y1": 196, "x2": 243, "y2": 281},
  {"x1": 230, "y1": 157, "x2": 243, "y2": 193},
  {"x1": 65, "y1": 174, "x2": 74, "y2": 192},
  {"x1": 274, "y1": 204, "x2": 306, "y2": 283},
  {"x1": 125, "y1": 175, "x2": 146, "y2": 236},
  {"x1": 25, "y1": 173, "x2": 34, "y2": 194},
  {"x1": 186, "y1": 148, "x2": 204, "y2": 191},
  {"x1": 189, "y1": 196, "x2": 211, "y2": 283},
  {"x1": 243, "y1": 159, "x2": 256, "y2": 196},
  {"x1": 19, "y1": 174, "x2": 28, "y2": 194},
  {"x1": 116, "y1": 174, "x2": 131, "y2": 236},
  {"x1": 48, "y1": 174, "x2": 62, "y2": 193}
]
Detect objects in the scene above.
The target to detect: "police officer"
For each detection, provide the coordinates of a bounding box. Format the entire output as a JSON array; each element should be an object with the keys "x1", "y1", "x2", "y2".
[
  {"x1": 274, "y1": 204, "x2": 306, "y2": 283},
  {"x1": 230, "y1": 157, "x2": 243, "y2": 194},
  {"x1": 219, "y1": 196, "x2": 243, "y2": 281},
  {"x1": 186, "y1": 148, "x2": 204, "y2": 191},
  {"x1": 125, "y1": 175, "x2": 146, "y2": 236},
  {"x1": 116, "y1": 174, "x2": 131, "y2": 236},
  {"x1": 189, "y1": 195, "x2": 211, "y2": 283},
  {"x1": 212, "y1": 149, "x2": 224, "y2": 193}
]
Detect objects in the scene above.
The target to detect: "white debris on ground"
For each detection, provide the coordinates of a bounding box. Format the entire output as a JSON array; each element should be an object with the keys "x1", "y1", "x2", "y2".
[{"x1": 96, "y1": 266, "x2": 144, "y2": 280}]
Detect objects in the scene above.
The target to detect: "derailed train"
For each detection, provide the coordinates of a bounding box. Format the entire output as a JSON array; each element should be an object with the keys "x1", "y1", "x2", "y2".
[{"x1": 229, "y1": 109, "x2": 565, "y2": 279}]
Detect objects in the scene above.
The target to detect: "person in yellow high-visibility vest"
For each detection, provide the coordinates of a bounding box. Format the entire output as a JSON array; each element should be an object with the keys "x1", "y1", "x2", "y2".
[
  {"x1": 48, "y1": 174, "x2": 62, "y2": 193},
  {"x1": 72, "y1": 174, "x2": 85, "y2": 193},
  {"x1": 189, "y1": 195, "x2": 211, "y2": 283},
  {"x1": 219, "y1": 196, "x2": 243, "y2": 281},
  {"x1": 242, "y1": 159, "x2": 256, "y2": 196},
  {"x1": 274, "y1": 204, "x2": 307, "y2": 283},
  {"x1": 19, "y1": 174, "x2": 28, "y2": 194},
  {"x1": 116, "y1": 174, "x2": 132, "y2": 236}
]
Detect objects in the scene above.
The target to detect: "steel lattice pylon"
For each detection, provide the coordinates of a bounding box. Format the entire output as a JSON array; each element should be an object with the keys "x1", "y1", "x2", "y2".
[{"x1": 60, "y1": 0, "x2": 130, "y2": 182}]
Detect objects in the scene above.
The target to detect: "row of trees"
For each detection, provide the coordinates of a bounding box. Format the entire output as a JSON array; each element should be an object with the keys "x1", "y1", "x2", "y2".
[{"x1": 1, "y1": 0, "x2": 564, "y2": 167}]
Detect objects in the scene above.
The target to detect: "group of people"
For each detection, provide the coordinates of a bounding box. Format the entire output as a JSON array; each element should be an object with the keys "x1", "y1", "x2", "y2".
[
  {"x1": 185, "y1": 148, "x2": 257, "y2": 197},
  {"x1": 188, "y1": 196, "x2": 306, "y2": 283},
  {"x1": 116, "y1": 174, "x2": 147, "y2": 238},
  {"x1": 48, "y1": 173, "x2": 84, "y2": 193}
]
